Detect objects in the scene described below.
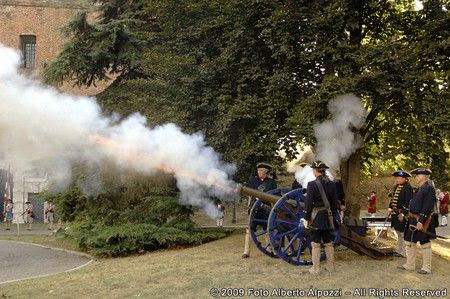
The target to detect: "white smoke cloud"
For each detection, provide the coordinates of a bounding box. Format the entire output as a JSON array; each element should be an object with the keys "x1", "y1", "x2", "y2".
[
  {"x1": 314, "y1": 94, "x2": 367, "y2": 170},
  {"x1": 293, "y1": 94, "x2": 366, "y2": 187},
  {"x1": 294, "y1": 165, "x2": 316, "y2": 189},
  {"x1": 0, "y1": 45, "x2": 236, "y2": 218},
  {"x1": 294, "y1": 165, "x2": 334, "y2": 189}
]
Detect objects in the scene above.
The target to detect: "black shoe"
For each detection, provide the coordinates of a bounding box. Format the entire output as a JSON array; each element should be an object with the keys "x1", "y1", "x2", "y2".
[
  {"x1": 417, "y1": 269, "x2": 429, "y2": 275},
  {"x1": 242, "y1": 253, "x2": 249, "y2": 258}
]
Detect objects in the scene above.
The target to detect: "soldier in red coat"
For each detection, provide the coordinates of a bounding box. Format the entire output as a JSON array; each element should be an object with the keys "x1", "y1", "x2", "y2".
[
  {"x1": 439, "y1": 191, "x2": 448, "y2": 226},
  {"x1": 368, "y1": 191, "x2": 377, "y2": 215}
]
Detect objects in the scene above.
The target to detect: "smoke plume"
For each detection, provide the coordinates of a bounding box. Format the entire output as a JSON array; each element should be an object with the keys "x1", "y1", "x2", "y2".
[
  {"x1": 294, "y1": 94, "x2": 366, "y2": 186},
  {"x1": 294, "y1": 165, "x2": 316, "y2": 189},
  {"x1": 314, "y1": 94, "x2": 367, "y2": 169},
  {"x1": 0, "y1": 45, "x2": 236, "y2": 218}
]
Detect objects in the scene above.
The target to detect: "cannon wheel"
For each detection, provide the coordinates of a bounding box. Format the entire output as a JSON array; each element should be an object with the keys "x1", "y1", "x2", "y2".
[
  {"x1": 267, "y1": 189, "x2": 341, "y2": 266},
  {"x1": 248, "y1": 199, "x2": 279, "y2": 258}
]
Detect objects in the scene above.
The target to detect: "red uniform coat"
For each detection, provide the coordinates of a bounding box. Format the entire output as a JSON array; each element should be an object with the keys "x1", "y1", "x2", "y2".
[
  {"x1": 368, "y1": 194, "x2": 377, "y2": 213},
  {"x1": 440, "y1": 193, "x2": 449, "y2": 215}
]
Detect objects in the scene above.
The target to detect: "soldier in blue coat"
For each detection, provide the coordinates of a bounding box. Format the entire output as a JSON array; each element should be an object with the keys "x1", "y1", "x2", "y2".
[
  {"x1": 389, "y1": 170, "x2": 414, "y2": 257},
  {"x1": 400, "y1": 168, "x2": 437, "y2": 274},
  {"x1": 242, "y1": 162, "x2": 277, "y2": 258},
  {"x1": 304, "y1": 161, "x2": 339, "y2": 275}
]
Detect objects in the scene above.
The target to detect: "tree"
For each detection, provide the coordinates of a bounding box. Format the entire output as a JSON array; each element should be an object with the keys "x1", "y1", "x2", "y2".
[
  {"x1": 289, "y1": 0, "x2": 449, "y2": 214},
  {"x1": 46, "y1": 0, "x2": 449, "y2": 216},
  {"x1": 46, "y1": 0, "x2": 311, "y2": 179}
]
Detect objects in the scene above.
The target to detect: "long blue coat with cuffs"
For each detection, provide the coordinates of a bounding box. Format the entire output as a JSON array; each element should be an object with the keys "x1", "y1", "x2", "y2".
[
  {"x1": 404, "y1": 182, "x2": 437, "y2": 243},
  {"x1": 304, "y1": 175, "x2": 339, "y2": 230}
]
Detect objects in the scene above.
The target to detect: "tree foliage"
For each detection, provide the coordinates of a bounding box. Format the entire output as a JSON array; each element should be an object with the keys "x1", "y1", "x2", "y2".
[
  {"x1": 44, "y1": 163, "x2": 192, "y2": 226},
  {"x1": 45, "y1": 0, "x2": 449, "y2": 191}
]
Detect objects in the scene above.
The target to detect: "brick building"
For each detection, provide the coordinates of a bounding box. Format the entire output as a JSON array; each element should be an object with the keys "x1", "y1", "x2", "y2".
[
  {"x1": 0, "y1": 0, "x2": 110, "y2": 223},
  {"x1": 0, "y1": 0, "x2": 108, "y2": 95}
]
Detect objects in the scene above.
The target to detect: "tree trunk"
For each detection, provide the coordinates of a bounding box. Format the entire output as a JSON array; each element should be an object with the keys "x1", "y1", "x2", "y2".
[
  {"x1": 340, "y1": 149, "x2": 362, "y2": 218},
  {"x1": 340, "y1": 0, "x2": 364, "y2": 219}
]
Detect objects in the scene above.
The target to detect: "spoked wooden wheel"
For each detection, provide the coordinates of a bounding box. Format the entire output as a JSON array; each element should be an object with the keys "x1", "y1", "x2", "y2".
[
  {"x1": 248, "y1": 199, "x2": 279, "y2": 258},
  {"x1": 267, "y1": 190, "x2": 315, "y2": 265}
]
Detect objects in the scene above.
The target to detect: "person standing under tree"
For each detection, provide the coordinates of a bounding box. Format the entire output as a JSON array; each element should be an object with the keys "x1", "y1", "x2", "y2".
[
  {"x1": 242, "y1": 162, "x2": 277, "y2": 258},
  {"x1": 400, "y1": 168, "x2": 437, "y2": 274},
  {"x1": 368, "y1": 191, "x2": 377, "y2": 216},
  {"x1": 438, "y1": 191, "x2": 448, "y2": 226},
  {"x1": 389, "y1": 170, "x2": 414, "y2": 258},
  {"x1": 303, "y1": 161, "x2": 339, "y2": 275}
]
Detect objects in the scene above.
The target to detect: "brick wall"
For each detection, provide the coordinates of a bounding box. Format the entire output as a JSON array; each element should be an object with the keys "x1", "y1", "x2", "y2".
[{"x1": 0, "y1": 0, "x2": 109, "y2": 96}]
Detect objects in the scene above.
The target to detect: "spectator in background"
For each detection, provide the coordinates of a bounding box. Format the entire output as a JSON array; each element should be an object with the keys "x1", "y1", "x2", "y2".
[
  {"x1": 216, "y1": 201, "x2": 225, "y2": 227},
  {"x1": 45, "y1": 200, "x2": 56, "y2": 230},
  {"x1": 4, "y1": 199, "x2": 13, "y2": 230},
  {"x1": 25, "y1": 201, "x2": 34, "y2": 231},
  {"x1": 368, "y1": 191, "x2": 377, "y2": 216},
  {"x1": 439, "y1": 191, "x2": 448, "y2": 226}
]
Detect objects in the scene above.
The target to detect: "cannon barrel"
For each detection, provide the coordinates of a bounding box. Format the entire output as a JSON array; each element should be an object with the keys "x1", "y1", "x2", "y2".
[{"x1": 238, "y1": 184, "x2": 280, "y2": 204}]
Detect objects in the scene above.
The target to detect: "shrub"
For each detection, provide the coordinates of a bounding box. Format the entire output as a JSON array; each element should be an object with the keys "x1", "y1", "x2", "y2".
[
  {"x1": 43, "y1": 163, "x2": 230, "y2": 256},
  {"x1": 66, "y1": 221, "x2": 232, "y2": 257}
]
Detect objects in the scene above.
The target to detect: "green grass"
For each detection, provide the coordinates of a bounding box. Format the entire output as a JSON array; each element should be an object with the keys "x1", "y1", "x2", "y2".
[{"x1": 0, "y1": 231, "x2": 449, "y2": 298}]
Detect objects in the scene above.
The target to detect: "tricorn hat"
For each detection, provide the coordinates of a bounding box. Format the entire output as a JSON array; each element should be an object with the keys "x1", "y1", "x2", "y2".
[
  {"x1": 256, "y1": 162, "x2": 272, "y2": 170},
  {"x1": 25, "y1": 200, "x2": 31, "y2": 204},
  {"x1": 411, "y1": 168, "x2": 432, "y2": 175},
  {"x1": 392, "y1": 170, "x2": 411, "y2": 178},
  {"x1": 311, "y1": 160, "x2": 329, "y2": 170}
]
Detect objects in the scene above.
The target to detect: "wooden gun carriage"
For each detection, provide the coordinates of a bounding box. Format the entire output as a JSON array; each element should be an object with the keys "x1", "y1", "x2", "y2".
[{"x1": 239, "y1": 185, "x2": 393, "y2": 266}]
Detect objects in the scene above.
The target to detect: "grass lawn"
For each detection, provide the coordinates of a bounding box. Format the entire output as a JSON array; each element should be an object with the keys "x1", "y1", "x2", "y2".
[{"x1": 0, "y1": 230, "x2": 449, "y2": 298}]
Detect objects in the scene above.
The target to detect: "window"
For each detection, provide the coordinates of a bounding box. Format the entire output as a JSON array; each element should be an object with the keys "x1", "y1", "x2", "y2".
[{"x1": 20, "y1": 35, "x2": 36, "y2": 69}]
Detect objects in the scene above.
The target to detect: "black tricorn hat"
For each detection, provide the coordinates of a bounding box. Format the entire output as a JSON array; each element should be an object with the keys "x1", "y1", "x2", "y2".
[
  {"x1": 411, "y1": 168, "x2": 432, "y2": 175},
  {"x1": 392, "y1": 170, "x2": 411, "y2": 178},
  {"x1": 256, "y1": 162, "x2": 272, "y2": 170},
  {"x1": 25, "y1": 200, "x2": 31, "y2": 203},
  {"x1": 311, "y1": 160, "x2": 329, "y2": 170}
]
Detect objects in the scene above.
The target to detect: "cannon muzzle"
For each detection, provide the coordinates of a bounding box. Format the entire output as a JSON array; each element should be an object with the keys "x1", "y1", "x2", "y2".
[{"x1": 237, "y1": 184, "x2": 280, "y2": 205}]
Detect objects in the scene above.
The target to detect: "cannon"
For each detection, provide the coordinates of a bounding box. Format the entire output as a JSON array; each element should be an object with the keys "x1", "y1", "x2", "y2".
[{"x1": 238, "y1": 185, "x2": 393, "y2": 266}]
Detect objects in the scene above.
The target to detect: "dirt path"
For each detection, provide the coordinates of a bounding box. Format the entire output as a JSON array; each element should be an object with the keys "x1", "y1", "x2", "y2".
[{"x1": 0, "y1": 240, "x2": 92, "y2": 284}]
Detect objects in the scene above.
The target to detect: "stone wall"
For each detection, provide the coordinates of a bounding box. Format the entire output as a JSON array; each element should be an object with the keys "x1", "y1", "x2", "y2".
[{"x1": 0, "y1": 0, "x2": 109, "y2": 96}]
